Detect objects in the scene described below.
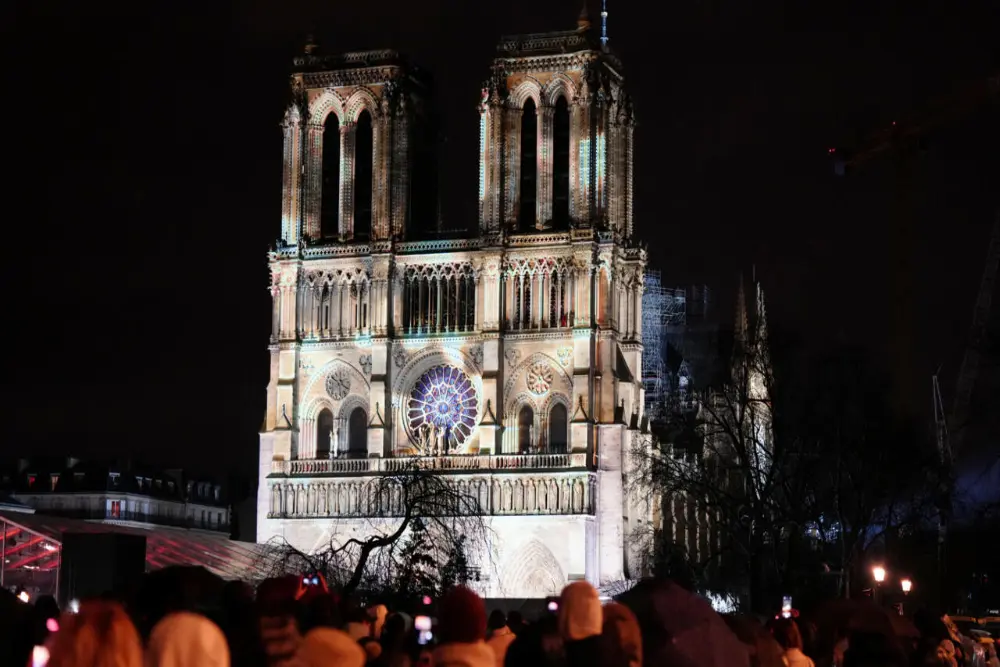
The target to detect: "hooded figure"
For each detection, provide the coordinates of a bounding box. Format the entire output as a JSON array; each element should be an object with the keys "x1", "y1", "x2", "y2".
[
  {"x1": 297, "y1": 627, "x2": 366, "y2": 667},
  {"x1": 433, "y1": 586, "x2": 495, "y2": 667},
  {"x1": 557, "y1": 582, "x2": 603, "y2": 667},
  {"x1": 146, "y1": 612, "x2": 230, "y2": 667},
  {"x1": 601, "y1": 603, "x2": 642, "y2": 667}
]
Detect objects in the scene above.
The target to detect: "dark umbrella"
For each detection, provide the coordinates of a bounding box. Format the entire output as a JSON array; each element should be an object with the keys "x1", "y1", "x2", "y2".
[{"x1": 616, "y1": 579, "x2": 750, "y2": 667}]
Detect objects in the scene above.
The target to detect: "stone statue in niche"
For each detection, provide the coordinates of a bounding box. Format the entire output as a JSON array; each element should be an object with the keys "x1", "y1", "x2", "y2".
[{"x1": 331, "y1": 428, "x2": 339, "y2": 458}]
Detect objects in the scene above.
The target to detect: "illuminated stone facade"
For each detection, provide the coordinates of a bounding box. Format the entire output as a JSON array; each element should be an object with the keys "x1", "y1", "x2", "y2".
[{"x1": 258, "y1": 19, "x2": 649, "y2": 597}]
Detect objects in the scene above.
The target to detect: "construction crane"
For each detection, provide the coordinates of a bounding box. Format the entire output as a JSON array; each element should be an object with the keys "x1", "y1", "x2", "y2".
[{"x1": 832, "y1": 72, "x2": 1000, "y2": 600}]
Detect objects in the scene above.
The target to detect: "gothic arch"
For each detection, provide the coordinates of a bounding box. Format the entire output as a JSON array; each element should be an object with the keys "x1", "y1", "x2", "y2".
[
  {"x1": 344, "y1": 87, "x2": 380, "y2": 123},
  {"x1": 392, "y1": 347, "x2": 484, "y2": 449},
  {"x1": 499, "y1": 538, "x2": 565, "y2": 598},
  {"x1": 509, "y1": 78, "x2": 543, "y2": 109},
  {"x1": 503, "y1": 352, "x2": 572, "y2": 402},
  {"x1": 300, "y1": 358, "x2": 371, "y2": 415},
  {"x1": 543, "y1": 75, "x2": 577, "y2": 106},
  {"x1": 541, "y1": 391, "x2": 571, "y2": 415},
  {"x1": 505, "y1": 391, "x2": 540, "y2": 422},
  {"x1": 302, "y1": 396, "x2": 337, "y2": 421},
  {"x1": 336, "y1": 394, "x2": 369, "y2": 424},
  {"x1": 310, "y1": 89, "x2": 345, "y2": 127},
  {"x1": 391, "y1": 345, "x2": 482, "y2": 397}
]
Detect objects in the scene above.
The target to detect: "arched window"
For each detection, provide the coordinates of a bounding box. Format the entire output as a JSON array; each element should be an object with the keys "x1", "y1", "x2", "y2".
[
  {"x1": 552, "y1": 95, "x2": 570, "y2": 225},
  {"x1": 353, "y1": 110, "x2": 373, "y2": 240},
  {"x1": 348, "y1": 407, "x2": 368, "y2": 458},
  {"x1": 517, "y1": 405, "x2": 534, "y2": 454},
  {"x1": 548, "y1": 403, "x2": 568, "y2": 453},
  {"x1": 321, "y1": 114, "x2": 341, "y2": 238},
  {"x1": 316, "y1": 408, "x2": 333, "y2": 459},
  {"x1": 519, "y1": 98, "x2": 537, "y2": 230}
]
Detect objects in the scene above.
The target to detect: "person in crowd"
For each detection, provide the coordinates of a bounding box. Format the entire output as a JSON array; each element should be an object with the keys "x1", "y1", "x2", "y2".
[
  {"x1": 146, "y1": 611, "x2": 230, "y2": 667},
  {"x1": 46, "y1": 600, "x2": 143, "y2": 667},
  {"x1": 375, "y1": 613, "x2": 413, "y2": 667},
  {"x1": 841, "y1": 631, "x2": 908, "y2": 667},
  {"x1": 298, "y1": 626, "x2": 366, "y2": 667},
  {"x1": 431, "y1": 586, "x2": 494, "y2": 667},
  {"x1": 600, "y1": 603, "x2": 642, "y2": 667},
  {"x1": 557, "y1": 581, "x2": 603, "y2": 667},
  {"x1": 344, "y1": 604, "x2": 375, "y2": 642},
  {"x1": 771, "y1": 618, "x2": 815, "y2": 667},
  {"x1": 505, "y1": 611, "x2": 525, "y2": 636},
  {"x1": 486, "y1": 610, "x2": 515, "y2": 667},
  {"x1": 369, "y1": 605, "x2": 389, "y2": 639},
  {"x1": 256, "y1": 576, "x2": 306, "y2": 667},
  {"x1": 723, "y1": 614, "x2": 786, "y2": 667}
]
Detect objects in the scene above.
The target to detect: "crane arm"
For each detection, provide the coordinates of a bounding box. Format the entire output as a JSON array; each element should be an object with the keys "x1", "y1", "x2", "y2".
[
  {"x1": 833, "y1": 74, "x2": 999, "y2": 171},
  {"x1": 950, "y1": 210, "x2": 1000, "y2": 455}
]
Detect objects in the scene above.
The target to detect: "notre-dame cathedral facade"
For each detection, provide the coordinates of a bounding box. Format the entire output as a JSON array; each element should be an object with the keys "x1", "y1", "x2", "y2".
[{"x1": 258, "y1": 14, "x2": 651, "y2": 598}]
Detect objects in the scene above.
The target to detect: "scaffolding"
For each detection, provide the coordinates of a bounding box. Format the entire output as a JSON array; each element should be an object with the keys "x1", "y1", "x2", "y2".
[
  {"x1": 642, "y1": 271, "x2": 679, "y2": 419},
  {"x1": 642, "y1": 272, "x2": 715, "y2": 421}
]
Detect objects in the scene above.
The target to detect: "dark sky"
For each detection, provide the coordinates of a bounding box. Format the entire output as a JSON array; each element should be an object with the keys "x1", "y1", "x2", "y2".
[{"x1": 2, "y1": 0, "x2": 997, "y2": 483}]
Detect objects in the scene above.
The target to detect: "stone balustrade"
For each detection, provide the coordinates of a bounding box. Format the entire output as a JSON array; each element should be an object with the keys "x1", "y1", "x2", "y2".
[
  {"x1": 266, "y1": 470, "x2": 596, "y2": 519},
  {"x1": 272, "y1": 452, "x2": 587, "y2": 477}
]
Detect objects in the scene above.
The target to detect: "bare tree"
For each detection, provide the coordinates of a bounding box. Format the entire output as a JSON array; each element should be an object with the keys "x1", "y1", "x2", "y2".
[{"x1": 255, "y1": 461, "x2": 492, "y2": 597}]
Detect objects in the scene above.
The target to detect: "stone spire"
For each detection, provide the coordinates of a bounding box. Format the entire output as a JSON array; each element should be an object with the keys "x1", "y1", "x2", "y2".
[{"x1": 577, "y1": 1, "x2": 591, "y2": 31}]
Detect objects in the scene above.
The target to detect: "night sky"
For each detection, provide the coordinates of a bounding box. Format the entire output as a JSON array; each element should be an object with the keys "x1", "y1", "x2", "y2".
[{"x1": 3, "y1": 1, "x2": 998, "y2": 485}]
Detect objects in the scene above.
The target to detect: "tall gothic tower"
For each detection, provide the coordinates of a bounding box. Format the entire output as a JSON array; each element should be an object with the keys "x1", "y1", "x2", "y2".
[{"x1": 259, "y1": 15, "x2": 649, "y2": 596}]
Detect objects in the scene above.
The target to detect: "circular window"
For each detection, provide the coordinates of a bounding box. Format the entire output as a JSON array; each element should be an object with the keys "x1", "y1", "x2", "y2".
[{"x1": 407, "y1": 366, "x2": 479, "y2": 447}]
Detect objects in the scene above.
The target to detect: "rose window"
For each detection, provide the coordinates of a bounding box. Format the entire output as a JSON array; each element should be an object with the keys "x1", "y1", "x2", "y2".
[
  {"x1": 407, "y1": 365, "x2": 479, "y2": 447},
  {"x1": 526, "y1": 362, "x2": 553, "y2": 396}
]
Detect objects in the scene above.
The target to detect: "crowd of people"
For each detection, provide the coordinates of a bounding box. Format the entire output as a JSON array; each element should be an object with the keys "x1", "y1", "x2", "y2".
[{"x1": 2, "y1": 568, "x2": 998, "y2": 667}]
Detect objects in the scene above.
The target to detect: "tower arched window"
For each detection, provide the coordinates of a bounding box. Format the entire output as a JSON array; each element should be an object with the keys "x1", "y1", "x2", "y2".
[
  {"x1": 552, "y1": 95, "x2": 570, "y2": 225},
  {"x1": 517, "y1": 405, "x2": 534, "y2": 453},
  {"x1": 548, "y1": 403, "x2": 568, "y2": 453},
  {"x1": 519, "y1": 99, "x2": 537, "y2": 230},
  {"x1": 354, "y1": 110, "x2": 374, "y2": 240},
  {"x1": 316, "y1": 408, "x2": 334, "y2": 459},
  {"x1": 321, "y1": 114, "x2": 341, "y2": 238},
  {"x1": 348, "y1": 407, "x2": 368, "y2": 458}
]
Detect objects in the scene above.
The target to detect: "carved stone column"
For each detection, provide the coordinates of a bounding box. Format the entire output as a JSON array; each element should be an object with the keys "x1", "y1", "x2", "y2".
[
  {"x1": 303, "y1": 123, "x2": 324, "y2": 240},
  {"x1": 536, "y1": 105, "x2": 555, "y2": 229},
  {"x1": 281, "y1": 104, "x2": 303, "y2": 245},
  {"x1": 390, "y1": 96, "x2": 409, "y2": 240},
  {"x1": 339, "y1": 122, "x2": 356, "y2": 240},
  {"x1": 373, "y1": 106, "x2": 391, "y2": 241},
  {"x1": 502, "y1": 104, "x2": 521, "y2": 231}
]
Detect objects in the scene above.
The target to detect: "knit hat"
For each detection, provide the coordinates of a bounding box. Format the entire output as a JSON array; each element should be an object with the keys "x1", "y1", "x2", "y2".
[
  {"x1": 558, "y1": 581, "x2": 603, "y2": 641},
  {"x1": 438, "y1": 586, "x2": 487, "y2": 644},
  {"x1": 297, "y1": 627, "x2": 366, "y2": 667},
  {"x1": 146, "y1": 612, "x2": 231, "y2": 667}
]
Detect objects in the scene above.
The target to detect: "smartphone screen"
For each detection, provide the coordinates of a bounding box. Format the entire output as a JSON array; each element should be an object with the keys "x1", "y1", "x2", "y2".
[
  {"x1": 32, "y1": 646, "x2": 50, "y2": 667},
  {"x1": 415, "y1": 615, "x2": 433, "y2": 645}
]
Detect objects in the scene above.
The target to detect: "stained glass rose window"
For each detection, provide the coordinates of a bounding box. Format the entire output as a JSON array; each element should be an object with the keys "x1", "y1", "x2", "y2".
[{"x1": 407, "y1": 365, "x2": 479, "y2": 447}]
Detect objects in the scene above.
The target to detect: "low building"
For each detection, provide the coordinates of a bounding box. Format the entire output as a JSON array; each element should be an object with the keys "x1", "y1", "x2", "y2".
[{"x1": 1, "y1": 458, "x2": 230, "y2": 534}]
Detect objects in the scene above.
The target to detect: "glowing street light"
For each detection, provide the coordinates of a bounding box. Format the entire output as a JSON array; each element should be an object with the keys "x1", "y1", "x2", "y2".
[
  {"x1": 901, "y1": 578, "x2": 913, "y2": 594},
  {"x1": 872, "y1": 566, "x2": 887, "y2": 583}
]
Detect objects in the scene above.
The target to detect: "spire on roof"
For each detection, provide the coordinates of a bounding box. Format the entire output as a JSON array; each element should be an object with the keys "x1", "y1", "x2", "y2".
[
  {"x1": 578, "y1": 1, "x2": 591, "y2": 31},
  {"x1": 600, "y1": 0, "x2": 609, "y2": 48}
]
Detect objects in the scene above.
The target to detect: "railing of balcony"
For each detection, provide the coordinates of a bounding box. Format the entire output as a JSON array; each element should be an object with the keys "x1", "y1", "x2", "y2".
[
  {"x1": 272, "y1": 452, "x2": 587, "y2": 476},
  {"x1": 47, "y1": 508, "x2": 230, "y2": 532}
]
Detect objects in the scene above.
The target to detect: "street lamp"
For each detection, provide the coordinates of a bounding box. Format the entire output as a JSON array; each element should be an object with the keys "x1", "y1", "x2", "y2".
[
  {"x1": 901, "y1": 578, "x2": 912, "y2": 594},
  {"x1": 872, "y1": 565, "x2": 886, "y2": 606}
]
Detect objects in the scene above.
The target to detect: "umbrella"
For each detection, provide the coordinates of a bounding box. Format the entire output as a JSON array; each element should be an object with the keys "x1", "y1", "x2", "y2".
[
  {"x1": 616, "y1": 578, "x2": 750, "y2": 667},
  {"x1": 813, "y1": 598, "x2": 914, "y2": 638}
]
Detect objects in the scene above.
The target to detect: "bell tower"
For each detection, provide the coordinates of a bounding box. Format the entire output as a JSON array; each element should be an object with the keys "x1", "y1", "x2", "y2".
[
  {"x1": 280, "y1": 44, "x2": 432, "y2": 247},
  {"x1": 477, "y1": 15, "x2": 634, "y2": 236}
]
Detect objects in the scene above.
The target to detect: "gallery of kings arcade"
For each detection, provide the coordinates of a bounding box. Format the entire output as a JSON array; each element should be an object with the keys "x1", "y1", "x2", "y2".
[{"x1": 258, "y1": 17, "x2": 656, "y2": 598}]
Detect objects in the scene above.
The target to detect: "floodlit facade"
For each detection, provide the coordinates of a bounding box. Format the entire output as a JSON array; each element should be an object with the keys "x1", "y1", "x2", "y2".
[{"x1": 258, "y1": 15, "x2": 650, "y2": 597}]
